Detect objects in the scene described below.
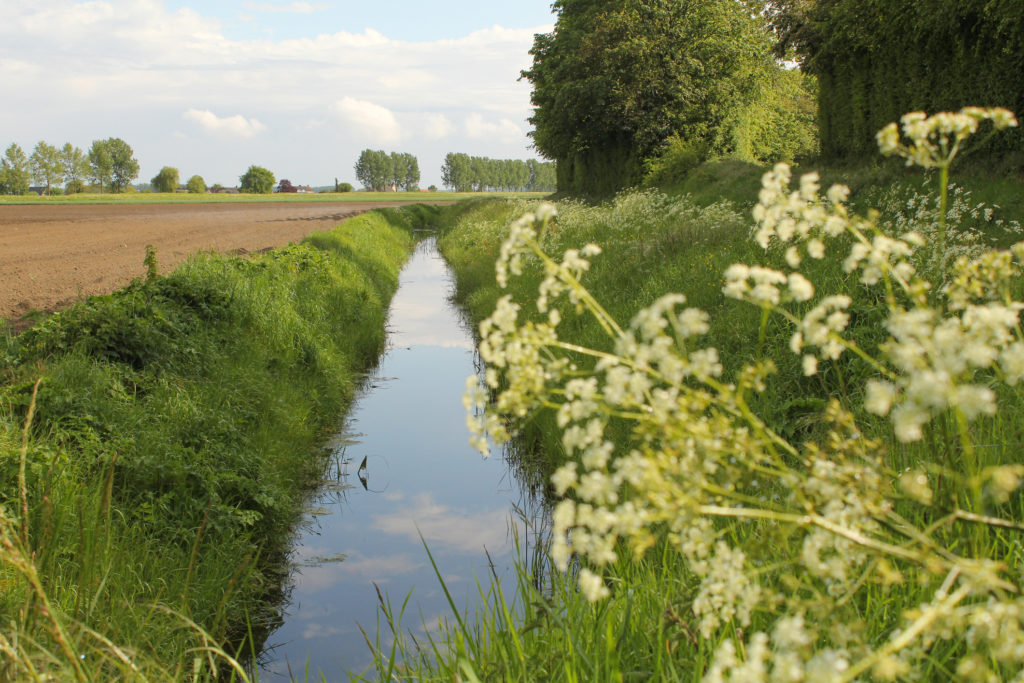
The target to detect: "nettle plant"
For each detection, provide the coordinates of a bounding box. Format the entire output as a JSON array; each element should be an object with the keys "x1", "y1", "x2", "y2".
[{"x1": 465, "y1": 107, "x2": 1024, "y2": 680}]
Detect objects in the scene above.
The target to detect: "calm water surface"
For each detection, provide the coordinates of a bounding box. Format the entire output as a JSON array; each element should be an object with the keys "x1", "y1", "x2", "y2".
[{"x1": 258, "y1": 237, "x2": 545, "y2": 680}]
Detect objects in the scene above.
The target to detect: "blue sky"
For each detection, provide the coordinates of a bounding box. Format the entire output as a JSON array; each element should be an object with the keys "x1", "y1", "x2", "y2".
[{"x1": 1, "y1": 1, "x2": 556, "y2": 188}]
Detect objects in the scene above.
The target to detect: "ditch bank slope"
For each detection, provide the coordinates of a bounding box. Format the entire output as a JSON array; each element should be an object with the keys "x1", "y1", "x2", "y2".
[{"x1": 0, "y1": 204, "x2": 436, "y2": 679}]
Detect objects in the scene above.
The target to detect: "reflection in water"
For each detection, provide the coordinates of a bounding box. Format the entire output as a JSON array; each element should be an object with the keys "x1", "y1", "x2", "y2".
[{"x1": 257, "y1": 238, "x2": 551, "y2": 680}]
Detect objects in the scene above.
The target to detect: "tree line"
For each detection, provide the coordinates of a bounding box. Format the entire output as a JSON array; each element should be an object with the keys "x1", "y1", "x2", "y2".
[
  {"x1": 354, "y1": 150, "x2": 421, "y2": 191},
  {"x1": 441, "y1": 153, "x2": 556, "y2": 192},
  {"x1": 0, "y1": 138, "x2": 140, "y2": 195}
]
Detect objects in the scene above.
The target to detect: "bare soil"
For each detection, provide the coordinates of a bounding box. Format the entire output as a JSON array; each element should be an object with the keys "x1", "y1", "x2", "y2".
[{"x1": 0, "y1": 201, "x2": 447, "y2": 330}]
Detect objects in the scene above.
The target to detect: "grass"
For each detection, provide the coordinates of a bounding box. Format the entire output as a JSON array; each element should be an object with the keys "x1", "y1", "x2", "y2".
[
  {"x1": 0, "y1": 191, "x2": 550, "y2": 205},
  {"x1": 0, "y1": 203, "x2": 438, "y2": 680},
  {"x1": 380, "y1": 154, "x2": 1024, "y2": 680}
]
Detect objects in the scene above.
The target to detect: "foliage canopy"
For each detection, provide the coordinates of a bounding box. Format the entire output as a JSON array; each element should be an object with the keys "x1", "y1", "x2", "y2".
[
  {"x1": 0, "y1": 143, "x2": 31, "y2": 195},
  {"x1": 522, "y1": 0, "x2": 775, "y2": 195},
  {"x1": 186, "y1": 174, "x2": 206, "y2": 194},
  {"x1": 151, "y1": 166, "x2": 180, "y2": 193},
  {"x1": 239, "y1": 165, "x2": 275, "y2": 194},
  {"x1": 767, "y1": 0, "x2": 1024, "y2": 159}
]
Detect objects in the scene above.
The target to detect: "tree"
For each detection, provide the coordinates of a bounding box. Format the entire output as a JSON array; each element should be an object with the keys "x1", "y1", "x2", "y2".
[
  {"x1": 60, "y1": 143, "x2": 89, "y2": 191},
  {"x1": 337, "y1": 182, "x2": 354, "y2": 192},
  {"x1": 29, "y1": 141, "x2": 62, "y2": 194},
  {"x1": 239, "y1": 165, "x2": 275, "y2": 193},
  {"x1": 87, "y1": 138, "x2": 138, "y2": 193},
  {"x1": 441, "y1": 152, "x2": 473, "y2": 192},
  {"x1": 186, "y1": 175, "x2": 206, "y2": 193},
  {"x1": 277, "y1": 179, "x2": 297, "y2": 193},
  {"x1": 151, "y1": 166, "x2": 180, "y2": 193},
  {"x1": 0, "y1": 143, "x2": 31, "y2": 195},
  {"x1": 354, "y1": 149, "x2": 390, "y2": 191},
  {"x1": 389, "y1": 152, "x2": 406, "y2": 191},
  {"x1": 106, "y1": 138, "x2": 139, "y2": 192},
  {"x1": 522, "y1": 0, "x2": 774, "y2": 194},
  {"x1": 88, "y1": 140, "x2": 113, "y2": 192},
  {"x1": 403, "y1": 153, "x2": 420, "y2": 191}
]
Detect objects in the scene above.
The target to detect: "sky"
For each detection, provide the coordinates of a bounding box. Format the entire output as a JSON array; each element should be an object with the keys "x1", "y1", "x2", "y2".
[{"x1": 0, "y1": 1, "x2": 557, "y2": 189}]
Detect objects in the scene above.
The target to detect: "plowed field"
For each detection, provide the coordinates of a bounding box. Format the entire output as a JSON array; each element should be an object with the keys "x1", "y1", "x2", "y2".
[{"x1": 0, "y1": 201, "x2": 446, "y2": 329}]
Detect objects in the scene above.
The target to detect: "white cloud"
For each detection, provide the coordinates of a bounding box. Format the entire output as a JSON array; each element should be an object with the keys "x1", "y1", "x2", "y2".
[
  {"x1": 333, "y1": 97, "x2": 403, "y2": 145},
  {"x1": 373, "y1": 493, "x2": 515, "y2": 554},
  {"x1": 183, "y1": 109, "x2": 267, "y2": 137},
  {"x1": 243, "y1": 2, "x2": 328, "y2": 13},
  {"x1": 379, "y1": 69, "x2": 439, "y2": 90},
  {"x1": 423, "y1": 113, "x2": 455, "y2": 140},
  {"x1": 465, "y1": 113, "x2": 523, "y2": 142}
]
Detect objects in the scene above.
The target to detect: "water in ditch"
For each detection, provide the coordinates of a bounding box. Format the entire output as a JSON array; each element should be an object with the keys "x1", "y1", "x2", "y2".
[{"x1": 257, "y1": 236, "x2": 548, "y2": 680}]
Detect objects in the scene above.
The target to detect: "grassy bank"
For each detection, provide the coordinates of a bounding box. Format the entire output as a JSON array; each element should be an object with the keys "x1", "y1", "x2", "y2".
[
  {"x1": 370, "y1": 144, "x2": 1024, "y2": 679},
  {"x1": 0, "y1": 204, "x2": 437, "y2": 679}
]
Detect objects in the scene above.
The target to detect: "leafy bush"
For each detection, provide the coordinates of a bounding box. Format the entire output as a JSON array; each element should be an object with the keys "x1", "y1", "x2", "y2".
[
  {"x1": 187, "y1": 174, "x2": 206, "y2": 193},
  {"x1": 641, "y1": 135, "x2": 706, "y2": 188},
  {"x1": 239, "y1": 165, "x2": 274, "y2": 194}
]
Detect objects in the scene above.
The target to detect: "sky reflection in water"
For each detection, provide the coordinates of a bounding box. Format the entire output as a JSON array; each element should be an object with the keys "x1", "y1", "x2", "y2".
[{"x1": 259, "y1": 238, "x2": 544, "y2": 680}]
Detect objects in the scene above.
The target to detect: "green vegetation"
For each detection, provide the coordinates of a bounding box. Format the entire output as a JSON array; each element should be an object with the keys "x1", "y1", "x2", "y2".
[
  {"x1": 369, "y1": 111, "x2": 1024, "y2": 680},
  {"x1": 152, "y1": 166, "x2": 181, "y2": 193},
  {"x1": 1, "y1": 143, "x2": 31, "y2": 195},
  {"x1": 29, "y1": 141, "x2": 63, "y2": 195},
  {"x1": 187, "y1": 174, "x2": 207, "y2": 194},
  {"x1": 60, "y1": 143, "x2": 90, "y2": 193},
  {"x1": 2, "y1": 139, "x2": 132, "y2": 195},
  {"x1": 0, "y1": 204, "x2": 439, "y2": 679},
  {"x1": 239, "y1": 165, "x2": 275, "y2": 194},
  {"x1": 354, "y1": 149, "x2": 421, "y2": 192},
  {"x1": 767, "y1": 0, "x2": 1024, "y2": 160},
  {"x1": 522, "y1": 0, "x2": 815, "y2": 196},
  {"x1": 89, "y1": 138, "x2": 140, "y2": 193},
  {"x1": 440, "y1": 153, "x2": 557, "y2": 192}
]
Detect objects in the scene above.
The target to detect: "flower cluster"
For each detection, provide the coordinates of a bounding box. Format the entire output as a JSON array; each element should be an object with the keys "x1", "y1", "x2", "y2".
[{"x1": 876, "y1": 107, "x2": 1018, "y2": 168}]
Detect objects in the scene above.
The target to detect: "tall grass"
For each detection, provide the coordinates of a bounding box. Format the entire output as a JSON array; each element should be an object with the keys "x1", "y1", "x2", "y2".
[{"x1": 0, "y1": 205, "x2": 436, "y2": 679}]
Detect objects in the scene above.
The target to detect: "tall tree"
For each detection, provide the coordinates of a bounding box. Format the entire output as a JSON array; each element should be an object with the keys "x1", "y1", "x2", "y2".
[
  {"x1": 105, "y1": 138, "x2": 139, "y2": 192},
  {"x1": 441, "y1": 152, "x2": 473, "y2": 192},
  {"x1": 151, "y1": 166, "x2": 180, "y2": 193},
  {"x1": 60, "y1": 143, "x2": 89, "y2": 192},
  {"x1": 355, "y1": 149, "x2": 415, "y2": 191},
  {"x1": 401, "y1": 153, "x2": 420, "y2": 191},
  {"x1": 0, "y1": 143, "x2": 31, "y2": 195},
  {"x1": 239, "y1": 165, "x2": 275, "y2": 193},
  {"x1": 88, "y1": 139, "x2": 113, "y2": 192},
  {"x1": 389, "y1": 152, "x2": 407, "y2": 191},
  {"x1": 29, "y1": 141, "x2": 62, "y2": 194},
  {"x1": 522, "y1": 0, "x2": 774, "y2": 195}
]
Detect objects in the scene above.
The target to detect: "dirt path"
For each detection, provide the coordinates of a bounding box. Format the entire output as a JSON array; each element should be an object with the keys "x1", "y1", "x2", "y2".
[{"x1": 0, "y1": 201, "x2": 448, "y2": 327}]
